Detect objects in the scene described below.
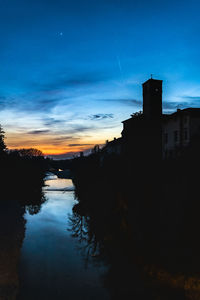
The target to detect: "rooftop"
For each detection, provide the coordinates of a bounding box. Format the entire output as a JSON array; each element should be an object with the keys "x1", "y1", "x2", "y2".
[{"x1": 163, "y1": 108, "x2": 200, "y2": 120}]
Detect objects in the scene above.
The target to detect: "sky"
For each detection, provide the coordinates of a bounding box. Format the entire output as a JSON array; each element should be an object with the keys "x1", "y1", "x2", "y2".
[{"x1": 1, "y1": 0, "x2": 200, "y2": 157}]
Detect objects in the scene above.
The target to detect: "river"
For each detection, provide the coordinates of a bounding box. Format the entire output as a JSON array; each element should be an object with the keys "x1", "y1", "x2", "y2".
[{"x1": 17, "y1": 174, "x2": 109, "y2": 300}]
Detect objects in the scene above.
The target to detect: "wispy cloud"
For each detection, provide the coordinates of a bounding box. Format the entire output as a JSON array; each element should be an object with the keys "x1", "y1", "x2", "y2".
[
  {"x1": 28, "y1": 129, "x2": 50, "y2": 134},
  {"x1": 68, "y1": 143, "x2": 93, "y2": 147},
  {"x1": 163, "y1": 97, "x2": 200, "y2": 111},
  {"x1": 69, "y1": 125, "x2": 93, "y2": 133},
  {"x1": 0, "y1": 96, "x2": 18, "y2": 110},
  {"x1": 31, "y1": 98, "x2": 60, "y2": 111},
  {"x1": 100, "y1": 98, "x2": 142, "y2": 107},
  {"x1": 181, "y1": 96, "x2": 200, "y2": 102},
  {"x1": 43, "y1": 117, "x2": 66, "y2": 127},
  {"x1": 31, "y1": 71, "x2": 110, "y2": 92},
  {"x1": 0, "y1": 94, "x2": 62, "y2": 113},
  {"x1": 89, "y1": 113, "x2": 114, "y2": 120},
  {"x1": 48, "y1": 136, "x2": 80, "y2": 146}
]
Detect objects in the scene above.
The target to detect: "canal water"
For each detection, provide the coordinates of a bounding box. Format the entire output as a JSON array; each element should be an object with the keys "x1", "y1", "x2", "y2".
[{"x1": 17, "y1": 174, "x2": 109, "y2": 300}]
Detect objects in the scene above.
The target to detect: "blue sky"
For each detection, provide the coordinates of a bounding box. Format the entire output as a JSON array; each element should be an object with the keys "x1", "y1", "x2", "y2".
[{"x1": 1, "y1": 0, "x2": 200, "y2": 156}]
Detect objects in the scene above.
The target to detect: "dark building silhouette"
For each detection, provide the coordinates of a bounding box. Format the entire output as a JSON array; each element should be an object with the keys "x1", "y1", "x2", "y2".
[
  {"x1": 143, "y1": 78, "x2": 162, "y2": 120},
  {"x1": 121, "y1": 78, "x2": 163, "y2": 161},
  {"x1": 102, "y1": 78, "x2": 200, "y2": 160},
  {"x1": 162, "y1": 108, "x2": 200, "y2": 158},
  {"x1": 101, "y1": 137, "x2": 123, "y2": 156}
]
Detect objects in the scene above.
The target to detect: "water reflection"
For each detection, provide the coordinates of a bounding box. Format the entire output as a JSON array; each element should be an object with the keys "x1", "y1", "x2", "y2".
[
  {"x1": 0, "y1": 173, "x2": 45, "y2": 300},
  {"x1": 0, "y1": 200, "x2": 25, "y2": 300},
  {"x1": 3, "y1": 171, "x2": 200, "y2": 300},
  {"x1": 70, "y1": 180, "x2": 200, "y2": 300},
  {"x1": 17, "y1": 175, "x2": 109, "y2": 300}
]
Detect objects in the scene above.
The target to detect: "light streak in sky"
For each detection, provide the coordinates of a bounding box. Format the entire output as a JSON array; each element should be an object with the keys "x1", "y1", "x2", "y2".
[{"x1": 116, "y1": 55, "x2": 123, "y2": 77}]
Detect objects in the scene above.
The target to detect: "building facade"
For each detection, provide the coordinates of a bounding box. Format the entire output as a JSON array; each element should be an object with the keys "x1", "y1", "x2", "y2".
[
  {"x1": 102, "y1": 78, "x2": 200, "y2": 160},
  {"x1": 162, "y1": 108, "x2": 200, "y2": 158},
  {"x1": 121, "y1": 78, "x2": 163, "y2": 161}
]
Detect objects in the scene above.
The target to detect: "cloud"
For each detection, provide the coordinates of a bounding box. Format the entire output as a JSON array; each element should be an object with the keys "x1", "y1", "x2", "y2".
[
  {"x1": 163, "y1": 97, "x2": 200, "y2": 111},
  {"x1": 89, "y1": 113, "x2": 114, "y2": 120},
  {"x1": 68, "y1": 143, "x2": 93, "y2": 147},
  {"x1": 48, "y1": 136, "x2": 81, "y2": 146},
  {"x1": 0, "y1": 71, "x2": 112, "y2": 115},
  {"x1": 31, "y1": 71, "x2": 110, "y2": 92},
  {"x1": 70, "y1": 125, "x2": 93, "y2": 133},
  {"x1": 0, "y1": 93, "x2": 63, "y2": 114},
  {"x1": 122, "y1": 99, "x2": 142, "y2": 106},
  {"x1": 162, "y1": 101, "x2": 183, "y2": 110},
  {"x1": 53, "y1": 136, "x2": 76, "y2": 141},
  {"x1": 0, "y1": 96, "x2": 18, "y2": 110},
  {"x1": 27, "y1": 130, "x2": 50, "y2": 134},
  {"x1": 0, "y1": 96, "x2": 7, "y2": 109},
  {"x1": 43, "y1": 117, "x2": 66, "y2": 127},
  {"x1": 99, "y1": 98, "x2": 142, "y2": 107},
  {"x1": 32, "y1": 98, "x2": 60, "y2": 111},
  {"x1": 19, "y1": 96, "x2": 65, "y2": 114},
  {"x1": 181, "y1": 96, "x2": 200, "y2": 101}
]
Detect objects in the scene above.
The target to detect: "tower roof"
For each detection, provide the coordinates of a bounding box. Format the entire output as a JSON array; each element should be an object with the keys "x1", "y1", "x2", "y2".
[{"x1": 142, "y1": 78, "x2": 163, "y2": 86}]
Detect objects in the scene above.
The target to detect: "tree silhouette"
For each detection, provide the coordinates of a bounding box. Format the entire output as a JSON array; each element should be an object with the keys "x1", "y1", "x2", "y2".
[
  {"x1": 0, "y1": 125, "x2": 7, "y2": 154},
  {"x1": 15, "y1": 148, "x2": 44, "y2": 157}
]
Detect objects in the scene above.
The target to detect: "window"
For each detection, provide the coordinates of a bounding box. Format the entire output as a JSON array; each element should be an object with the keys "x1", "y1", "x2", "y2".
[{"x1": 174, "y1": 130, "x2": 178, "y2": 142}]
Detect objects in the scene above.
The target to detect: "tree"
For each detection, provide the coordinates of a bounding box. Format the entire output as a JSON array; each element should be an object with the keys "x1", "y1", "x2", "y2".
[
  {"x1": 0, "y1": 125, "x2": 7, "y2": 153},
  {"x1": 16, "y1": 148, "x2": 44, "y2": 158}
]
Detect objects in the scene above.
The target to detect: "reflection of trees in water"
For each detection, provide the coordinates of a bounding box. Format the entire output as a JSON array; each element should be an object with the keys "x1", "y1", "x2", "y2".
[
  {"x1": 14, "y1": 176, "x2": 47, "y2": 215},
  {"x1": 69, "y1": 207, "x2": 184, "y2": 299},
  {"x1": 69, "y1": 201, "x2": 145, "y2": 299},
  {"x1": 24, "y1": 191, "x2": 46, "y2": 215},
  {"x1": 69, "y1": 186, "x2": 200, "y2": 300},
  {"x1": 68, "y1": 212, "x2": 101, "y2": 267},
  {"x1": 0, "y1": 200, "x2": 25, "y2": 300},
  {"x1": 0, "y1": 177, "x2": 46, "y2": 300},
  {"x1": 0, "y1": 138, "x2": 47, "y2": 299}
]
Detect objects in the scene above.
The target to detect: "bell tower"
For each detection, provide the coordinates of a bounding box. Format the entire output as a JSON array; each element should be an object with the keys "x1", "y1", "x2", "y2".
[{"x1": 142, "y1": 78, "x2": 162, "y2": 120}]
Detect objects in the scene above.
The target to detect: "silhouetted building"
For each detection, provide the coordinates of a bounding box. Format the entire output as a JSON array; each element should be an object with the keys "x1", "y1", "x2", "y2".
[
  {"x1": 143, "y1": 78, "x2": 162, "y2": 120},
  {"x1": 122, "y1": 78, "x2": 163, "y2": 161},
  {"x1": 102, "y1": 137, "x2": 122, "y2": 155},
  {"x1": 162, "y1": 108, "x2": 200, "y2": 158},
  {"x1": 102, "y1": 78, "x2": 200, "y2": 161}
]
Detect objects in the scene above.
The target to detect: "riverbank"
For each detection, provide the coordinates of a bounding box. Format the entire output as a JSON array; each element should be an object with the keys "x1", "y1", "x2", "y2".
[
  {"x1": 0, "y1": 156, "x2": 47, "y2": 300},
  {"x1": 71, "y1": 149, "x2": 200, "y2": 298},
  {"x1": 0, "y1": 200, "x2": 25, "y2": 300}
]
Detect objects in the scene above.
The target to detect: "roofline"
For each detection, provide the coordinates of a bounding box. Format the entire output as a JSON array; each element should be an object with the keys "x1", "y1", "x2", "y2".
[
  {"x1": 167, "y1": 108, "x2": 200, "y2": 115},
  {"x1": 123, "y1": 108, "x2": 200, "y2": 123},
  {"x1": 142, "y1": 78, "x2": 163, "y2": 86}
]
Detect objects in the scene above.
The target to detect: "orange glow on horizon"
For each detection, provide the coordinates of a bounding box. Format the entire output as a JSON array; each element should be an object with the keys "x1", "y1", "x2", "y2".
[
  {"x1": 6, "y1": 140, "x2": 105, "y2": 156},
  {"x1": 5, "y1": 127, "x2": 121, "y2": 156}
]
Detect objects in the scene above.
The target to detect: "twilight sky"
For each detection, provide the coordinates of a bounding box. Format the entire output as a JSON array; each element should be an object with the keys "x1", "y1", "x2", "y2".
[{"x1": 1, "y1": 0, "x2": 200, "y2": 157}]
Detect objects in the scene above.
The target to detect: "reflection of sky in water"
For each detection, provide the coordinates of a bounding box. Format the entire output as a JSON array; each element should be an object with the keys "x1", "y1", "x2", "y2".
[
  {"x1": 44, "y1": 177, "x2": 75, "y2": 191},
  {"x1": 18, "y1": 177, "x2": 109, "y2": 300}
]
